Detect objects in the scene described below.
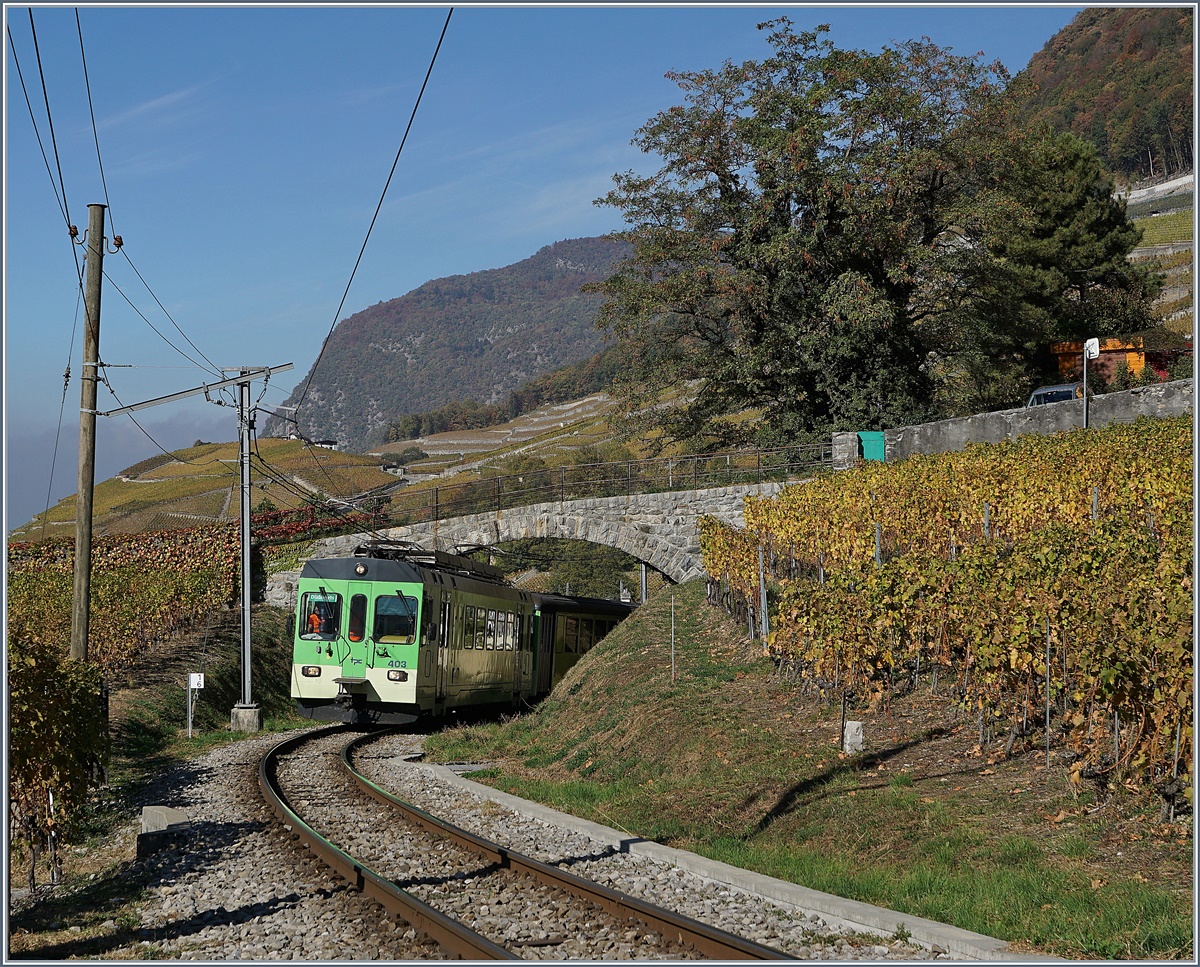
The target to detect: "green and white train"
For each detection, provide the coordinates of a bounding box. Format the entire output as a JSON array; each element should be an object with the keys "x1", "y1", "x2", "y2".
[{"x1": 290, "y1": 541, "x2": 635, "y2": 724}]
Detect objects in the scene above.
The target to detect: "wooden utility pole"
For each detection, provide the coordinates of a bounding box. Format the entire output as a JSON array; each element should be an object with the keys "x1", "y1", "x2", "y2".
[{"x1": 71, "y1": 203, "x2": 107, "y2": 662}]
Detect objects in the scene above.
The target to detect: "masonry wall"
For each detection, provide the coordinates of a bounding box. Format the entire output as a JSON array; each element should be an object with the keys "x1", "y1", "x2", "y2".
[{"x1": 884, "y1": 379, "x2": 1192, "y2": 462}]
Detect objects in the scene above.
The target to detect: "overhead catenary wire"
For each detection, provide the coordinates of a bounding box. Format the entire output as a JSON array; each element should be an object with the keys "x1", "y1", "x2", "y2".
[
  {"x1": 102, "y1": 269, "x2": 222, "y2": 377},
  {"x1": 27, "y1": 10, "x2": 73, "y2": 235},
  {"x1": 294, "y1": 7, "x2": 453, "y2": 420},
  {"x1": 247, "y1": 430, "x2": 391, "y2": 541},
  {"x1": 74, "y1": 7, "x2": 113, "y2": 234},
  {"x1": 9, "y1": 16, "x2": 93, "y2": 530},
  {"x1": 248, "y1": 421, "x2": 388, "y2": 518},
  {"x1": 250, "y1": 428, "x2": 376, "y2": 513}
]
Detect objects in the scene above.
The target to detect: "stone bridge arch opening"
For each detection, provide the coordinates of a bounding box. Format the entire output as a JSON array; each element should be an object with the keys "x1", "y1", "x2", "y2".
[
  {"x1": 467, "y1": 533, "x2": 670, "y2": 602},
  {"x1": 440, "y1": 512, "x2": 688, "y2": 585}
]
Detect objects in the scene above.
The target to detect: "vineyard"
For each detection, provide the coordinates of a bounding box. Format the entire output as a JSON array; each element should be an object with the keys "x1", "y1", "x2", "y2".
[
  {"x1": 700, "y1": 416, "x2": 1193, "y2": 812},
  {"x1": 6, "y1": 526, "x2": 242, "y2": 673},
  {"x1": 6, "y1": 499, "x2": 380, "y2": 885},
  {"x1": 1135, "y1": 209, "x2": 1194, "y2": 247}
]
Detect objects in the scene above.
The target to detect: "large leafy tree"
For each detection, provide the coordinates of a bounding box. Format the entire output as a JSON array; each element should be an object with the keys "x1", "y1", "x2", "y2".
[{"x1": 589, "y1": 19, "x2": 1156, "y2": 445}]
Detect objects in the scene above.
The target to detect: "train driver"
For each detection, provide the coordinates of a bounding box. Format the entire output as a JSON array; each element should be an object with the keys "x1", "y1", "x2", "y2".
[{"x1": 303, "y1": 600, "x2": 336, "y2": 638}]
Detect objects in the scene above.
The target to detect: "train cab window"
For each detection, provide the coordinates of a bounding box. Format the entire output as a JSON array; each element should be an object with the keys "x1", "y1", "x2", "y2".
[
  {"x1": 348, "y1": 594, "x2": 367, "y2": 642},
  {"x1": 579, "y1": 618, "x2": 595, "y2": 654},
  {"x1": 300, "y1": 593, "x2": 341, "y2": 640},
  {"x1": 463, "y1": 606, "x2": 475, "y2": 649},
  {"x1": 374, "y1": 594, "x2": 418, "y2": 643},
  {"x1": 485, "y1": 609, "x2": 498, "y2": 650},
  {"x1": 563, "y1": 616, "x2": 579, "y2": 654}
]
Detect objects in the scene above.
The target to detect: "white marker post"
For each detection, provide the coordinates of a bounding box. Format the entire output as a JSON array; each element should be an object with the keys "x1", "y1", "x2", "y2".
[{"x1": 187, "y1": 673, "x2": 205, "y2": 738}]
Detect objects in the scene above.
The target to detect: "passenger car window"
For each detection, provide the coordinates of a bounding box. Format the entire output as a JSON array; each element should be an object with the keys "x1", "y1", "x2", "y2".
[
  {"x1": 486, "y1": 609, "x2": 497, "y2": 650},
  {"x1": 374, "y1": 594, "x2": 418, "y2": 643}
]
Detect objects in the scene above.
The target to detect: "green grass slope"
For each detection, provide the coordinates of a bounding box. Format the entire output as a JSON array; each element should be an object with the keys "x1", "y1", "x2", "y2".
[{"x1": 427, "y1": 579, "x2": 1194, "y2": 960}]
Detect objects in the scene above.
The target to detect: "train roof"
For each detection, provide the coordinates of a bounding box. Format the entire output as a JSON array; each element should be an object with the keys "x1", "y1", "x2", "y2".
[
  {"x1": 299, "y1": 556, "x2": 425, "y2": 583},
  {"x1": 355, "y1": 540, "x2": 507, "y2": 581},
  {"x1": 532, "y1": 592, "x2": 638, "y2": 617},
  {"x1": 299, "y1": 543, "x2": 529, "y2": 600}
]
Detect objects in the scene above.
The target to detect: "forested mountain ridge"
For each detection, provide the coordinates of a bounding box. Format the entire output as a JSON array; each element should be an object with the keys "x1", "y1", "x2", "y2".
[
  {"x1": 1018, "y1": 7, "x2": 1193, "y2": 183},
  {"x1": 266, "y1": 237, "x2": 628, "y2": 451}
]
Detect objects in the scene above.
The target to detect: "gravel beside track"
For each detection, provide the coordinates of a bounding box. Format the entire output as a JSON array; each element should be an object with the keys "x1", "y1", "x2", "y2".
[
  {"x1": 354, "y1": 732, "x2": 943, "y2": 960},
  {"x1": 122, "y1": 730, "x2": 446, "y2": 961},
  {"x1": 99, "y1": 727, "x2": 947, "y2": 960}
]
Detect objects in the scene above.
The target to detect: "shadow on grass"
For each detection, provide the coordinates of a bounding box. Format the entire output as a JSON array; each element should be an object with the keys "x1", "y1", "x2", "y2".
[{"x1": 749, "y1": 728, "x2": 956, "y2": 837}]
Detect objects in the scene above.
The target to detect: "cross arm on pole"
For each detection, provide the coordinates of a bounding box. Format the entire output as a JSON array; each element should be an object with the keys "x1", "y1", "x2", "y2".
[{"x1": 94, "y1": 363, "x2": 294, "y2": 417}]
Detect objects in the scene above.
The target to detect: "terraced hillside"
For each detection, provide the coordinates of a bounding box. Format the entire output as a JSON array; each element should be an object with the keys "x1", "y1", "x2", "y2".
[{"x1": 9, "y1": 440, "x2": 401, "y2": 543}]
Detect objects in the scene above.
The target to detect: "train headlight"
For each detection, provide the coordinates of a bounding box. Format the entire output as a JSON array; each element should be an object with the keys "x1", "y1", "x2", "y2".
[
  {"x1": 301, "y1": 666, "x2": 322, "y2": 678},
  {"x1": 387, "y1": 670, "x2": 408, "y2": 682}
]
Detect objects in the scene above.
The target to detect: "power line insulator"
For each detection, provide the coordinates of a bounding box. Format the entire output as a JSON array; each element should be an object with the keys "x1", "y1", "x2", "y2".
[{"x1": 68, "y1": 224, "x2": 79, "y2": 239}]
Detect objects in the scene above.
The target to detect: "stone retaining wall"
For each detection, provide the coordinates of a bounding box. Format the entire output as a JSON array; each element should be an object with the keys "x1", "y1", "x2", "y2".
[
  {"x1": 885, "y1": 379, "x2": 1192, "y2": 462},
  {"x1": 833, "y1": 380, "x2": 1192, "y2": 469}
]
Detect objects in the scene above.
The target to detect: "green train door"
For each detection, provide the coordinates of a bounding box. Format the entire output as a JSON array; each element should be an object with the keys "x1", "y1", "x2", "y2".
[{"x1": 340, "y1": 582, "x2": 373, "y2": 681}]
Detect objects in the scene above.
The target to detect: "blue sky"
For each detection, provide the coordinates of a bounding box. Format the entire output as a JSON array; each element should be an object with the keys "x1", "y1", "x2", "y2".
[{"x1": 4, "y1": 3, "x2": 1085, "y2": 530}]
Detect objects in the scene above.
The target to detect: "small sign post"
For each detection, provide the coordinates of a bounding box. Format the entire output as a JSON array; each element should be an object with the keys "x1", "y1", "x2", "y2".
[
  {"x1": 187, "y1": 673, "x2": 205, "y2": 738},
  {"x1": 1083, "y1": 338, "x2": 1100, "y2": 428}
]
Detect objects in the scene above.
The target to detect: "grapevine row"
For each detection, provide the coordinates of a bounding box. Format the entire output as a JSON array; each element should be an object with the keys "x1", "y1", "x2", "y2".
[{"x1": 700, "y1": 416, "x2": 1193, "y2": 804}]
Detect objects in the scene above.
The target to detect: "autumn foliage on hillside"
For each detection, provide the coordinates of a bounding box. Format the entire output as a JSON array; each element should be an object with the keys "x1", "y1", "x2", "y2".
[{"x1": 1019, "y1": 7, "x2": 1193, "y2": 182}]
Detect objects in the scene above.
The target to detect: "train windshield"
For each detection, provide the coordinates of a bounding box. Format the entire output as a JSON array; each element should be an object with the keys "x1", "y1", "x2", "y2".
[
  {"x1": 300, "y1": 592, "x2": 341, "y2": 640},
  {"x1": 374, "y1": 594, "x2": 419, "y2": 643}
]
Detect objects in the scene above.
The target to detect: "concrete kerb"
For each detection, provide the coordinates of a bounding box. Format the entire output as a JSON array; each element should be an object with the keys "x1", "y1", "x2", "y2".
[
  {"x1": 136, "y1": 805, "x2": 191, "y2": 858},
  {"x1": 416, "y1": 762, "x2": 1065, "y2": 962}
]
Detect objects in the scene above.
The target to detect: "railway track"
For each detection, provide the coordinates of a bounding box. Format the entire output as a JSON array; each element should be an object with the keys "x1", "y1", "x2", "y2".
[{"x1": 259, "y1": 725, "x2": 793, "y2": 960}]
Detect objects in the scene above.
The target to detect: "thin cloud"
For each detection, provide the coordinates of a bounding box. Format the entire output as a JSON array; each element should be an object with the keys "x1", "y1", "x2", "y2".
[
  {"x1": 99, "y1": 83, "x2": 211, "y2": 130},
  {"x1": 107, "y1": 146, "x2": 201, "y2": 178},
  {"x1": 331, "y1": 83, "x2": 409, "y2": 109}
]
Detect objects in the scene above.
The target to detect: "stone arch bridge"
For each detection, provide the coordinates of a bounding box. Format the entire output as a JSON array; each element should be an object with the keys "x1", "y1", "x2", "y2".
[{"x1": 265, "y1": 482, "x2": 788, "y2": 607}]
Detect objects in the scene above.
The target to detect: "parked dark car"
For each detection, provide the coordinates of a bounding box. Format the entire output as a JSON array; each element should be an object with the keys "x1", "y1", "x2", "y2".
[{"x1": 1026, "y1": 382, "x2": 1085, "y2": 407}]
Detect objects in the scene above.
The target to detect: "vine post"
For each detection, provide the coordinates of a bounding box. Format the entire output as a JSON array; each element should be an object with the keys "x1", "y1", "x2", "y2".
[{"x1": 1045, "y1": 618, "x2": 1052, "y2": 766}]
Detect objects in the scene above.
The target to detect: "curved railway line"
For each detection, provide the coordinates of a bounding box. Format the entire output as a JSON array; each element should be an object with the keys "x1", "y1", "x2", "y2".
[{"x1": 259, "y1": 726, "x2": 793, "y2": 960}]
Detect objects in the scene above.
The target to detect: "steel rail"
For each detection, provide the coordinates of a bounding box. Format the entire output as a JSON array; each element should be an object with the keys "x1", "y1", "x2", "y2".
[
  {"x1": 259, "y1": 726, "x2": 518, "y2": 960},
  {"x1": 343, "y1": 731, "x2": 793, "y2": 961}
]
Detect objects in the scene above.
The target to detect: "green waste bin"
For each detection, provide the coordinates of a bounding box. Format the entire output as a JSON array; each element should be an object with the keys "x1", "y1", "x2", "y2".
[{"x1": 857, "y1": 431, "x2": 886, "y2": 462}]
